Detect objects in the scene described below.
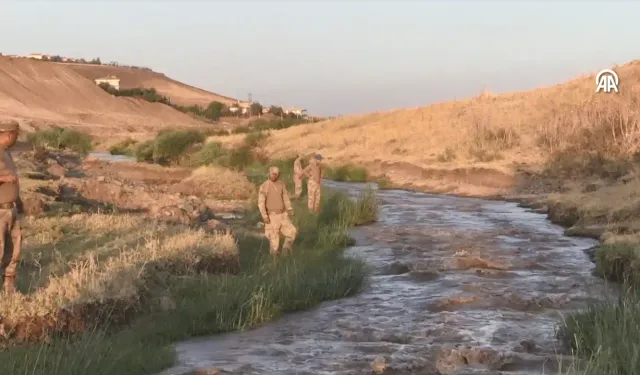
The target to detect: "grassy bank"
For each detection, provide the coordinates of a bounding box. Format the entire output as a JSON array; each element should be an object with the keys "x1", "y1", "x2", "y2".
[
  {"x1": 561, "y1": 286, "x2": 640, "y2": 375},
  {"x1": 1, "y1": 156, "x2": 377, "y2": 374}
]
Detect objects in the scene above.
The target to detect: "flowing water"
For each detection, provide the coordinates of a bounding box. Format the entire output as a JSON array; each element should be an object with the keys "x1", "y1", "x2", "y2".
[{"x1": 156, "y1": 180, "x2": 608, "y2": 375}]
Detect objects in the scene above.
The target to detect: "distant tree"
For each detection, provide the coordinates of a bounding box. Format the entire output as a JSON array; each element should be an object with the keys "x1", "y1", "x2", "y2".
[
  {"x1": 269, "y1": 106, "x2": 284, "y2": 117},
  {"x1": 50, "y1": 55, "x2": 63, "y2": 62},
  {"x1": 203, "y1": 101, "x2": 225, "y2": 121},
  {"x1": 41, "y1": 55, "x2": 50, "y2": 61},
  {"x1": 90, "y1": 57, "x2": 101, "y2": 65},
  {"x1": 78, "y1": 58, "x2": 87, "y2": 64},
  {"x1": 250, "y1": 102, "x2": 263, "y2": 117}
]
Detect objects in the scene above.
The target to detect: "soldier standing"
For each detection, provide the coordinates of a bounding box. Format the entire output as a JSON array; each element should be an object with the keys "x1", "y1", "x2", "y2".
[
  {"x1": 293, "y1": 152, "x2": 304, "y2": 199},
  {"x1": 0, "y1": 120, "x2": 23, "y2": 294},
  {"x1": 258, "y1": 166, "x2": 297, "y2": 256},
  {"x1": 303, "y1": 154, "x2": 324, "y2": 213}
]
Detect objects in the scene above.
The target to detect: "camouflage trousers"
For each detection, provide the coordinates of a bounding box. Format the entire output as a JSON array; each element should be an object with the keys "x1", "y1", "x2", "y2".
[
  {"x1": 265, "y1": 212, "x2": 297, "y2": 255},
  {"x1": 307, "y1": 179, "x2": 321, "y2": 212},
  {"x1": 0, "y1": 207, "x2": 21, "y2": 293},
  {"x1": 293, "y1": 174, "x2": 303, "y2": 199}
]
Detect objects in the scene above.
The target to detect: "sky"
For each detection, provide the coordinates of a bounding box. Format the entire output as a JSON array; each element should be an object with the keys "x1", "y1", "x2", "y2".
[{"x1": 2, "y1": 0, "x2": 640, "y2": 116}]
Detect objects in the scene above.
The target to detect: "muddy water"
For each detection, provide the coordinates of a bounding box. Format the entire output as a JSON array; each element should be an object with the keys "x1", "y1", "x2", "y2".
[{"x1": 159, "y1": 181, "x2": 608, "y2": 375}]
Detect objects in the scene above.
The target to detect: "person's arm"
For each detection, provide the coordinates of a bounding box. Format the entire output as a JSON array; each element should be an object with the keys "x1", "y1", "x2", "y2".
[
  {"x1": 257, "y1": 183, "x2": 269, "y2": 223},
  {"x1": 302, "y1": 165, "x2": 311, "y2": 178},
  {"x1": 283, "y1": 184, "x2": 293, "y2": 215},
  {"x1": 0, "y1": 155, "x2": 15, "y2": 183},
  {"x1": 0, "y1": 174, "x2": 17, "y2": 183},
  {"x1": 320, "y1": 166, "x2": 324, "y2": 181}
]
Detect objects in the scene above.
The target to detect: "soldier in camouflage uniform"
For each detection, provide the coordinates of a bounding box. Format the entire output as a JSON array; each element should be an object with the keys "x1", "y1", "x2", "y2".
[
  {"x1": 0, "y1": 120, "x2": 23, "y2": 294},
  {"x1": 258, "y1": 166, "x2": 297, "y2": 256},
  {"x1": 293, "y1": 152, "x2": 304, "y2": 199},
  {"x1": 303, "y1": 154, "x2": 324, "y2": 213}
]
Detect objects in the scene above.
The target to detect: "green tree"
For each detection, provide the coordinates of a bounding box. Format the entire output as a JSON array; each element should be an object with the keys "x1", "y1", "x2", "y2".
[
  {"x1": 203, "y1": 101, "x2": 225, "y2": 121},
  {"x1": 269, "y1": 106, "x2": 284, "y2": 117},
  {"x1": 250, "y1": 102, "x2": 263, "y2": 117}
]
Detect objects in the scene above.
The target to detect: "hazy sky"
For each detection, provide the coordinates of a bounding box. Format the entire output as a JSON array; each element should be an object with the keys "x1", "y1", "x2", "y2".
[{"x1": 2, "y1": 1, "x2": 639, "y2": 116}]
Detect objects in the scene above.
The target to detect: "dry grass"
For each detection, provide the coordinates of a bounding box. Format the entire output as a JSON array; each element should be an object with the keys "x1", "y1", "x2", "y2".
[
  {"x1": 4, "y1": 213, "x2": 236, "y2": 322},
  {"x1": 208, "y1": 60, "x2": 640, "y2": 196},
  {"x1": 170, "y1": 165, "x2": 256, "y2": 200}
]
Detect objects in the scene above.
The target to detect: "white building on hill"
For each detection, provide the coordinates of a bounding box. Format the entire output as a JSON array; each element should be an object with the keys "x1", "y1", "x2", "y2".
[
  {"x1": 94, "y1": 76, "x2": 120, "y2": 90},
  {"x1": 27, "y1": 53, "x2": 46, "y2": 60}
]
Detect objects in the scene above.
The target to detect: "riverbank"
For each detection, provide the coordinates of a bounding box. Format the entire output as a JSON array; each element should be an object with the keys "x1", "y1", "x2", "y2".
[
  {"x1": 0, "y1": 144, "x2": 379, "y2": 374},
  {"x1": 300, "y1": 163, "x2": 640, "y2": 374}
]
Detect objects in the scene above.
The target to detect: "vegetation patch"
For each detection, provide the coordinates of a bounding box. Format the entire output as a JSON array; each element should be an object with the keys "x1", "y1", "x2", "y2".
[
  {"x1": 324, "y1": 164, "x2": 369, "y2": 182},
  {"x1": 27, "y1": 127, "x2": 93, "y2": 155},
  {"x1": 561, "y1": 288, "x2": 640, "y2": 375},
  {"x1": 108, "y1": 138, "x2": 138, "y2": 156},
  {"x1": 1, "y1": 143, "x2": 378, "y2": 374},
  {"x1": 0, "y1": 213, "x2": 238, "y2": 346}
]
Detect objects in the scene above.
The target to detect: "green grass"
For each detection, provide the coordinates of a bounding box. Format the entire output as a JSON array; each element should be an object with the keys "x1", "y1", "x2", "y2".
[
  {"x1": 0, "y1": 162, "x2": 377, "y2": 375},
  {"x1": 559, "y1": 243, "x2": 640, "y2": 375},
  {"x1": 561, "y1": 288, "x2": 640, "y2": 375},
  {"x1": 324, "y1": 164, "x2": 369, "y2": 182}
]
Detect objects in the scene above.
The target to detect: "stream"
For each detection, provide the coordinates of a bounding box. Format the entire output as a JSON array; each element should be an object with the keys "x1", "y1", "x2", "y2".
[{"x1": 152, "y1": 180, "x2": 609, "y2": 375}]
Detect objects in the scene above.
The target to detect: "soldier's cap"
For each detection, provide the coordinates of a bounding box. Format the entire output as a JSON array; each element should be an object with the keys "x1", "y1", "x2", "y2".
[
  {"x1": 314, "y1": 154, "x2": 323, "y2": 160},
  {"x1": 269, "y1": 166, "x2": 280, "y2": 174},
  {"x1": 0, "y1": 120, "x2": 19, "y2": 132}
]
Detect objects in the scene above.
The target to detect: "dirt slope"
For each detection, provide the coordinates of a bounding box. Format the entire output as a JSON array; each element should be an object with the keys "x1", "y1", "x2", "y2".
[
  {"x1": 65, "y1": 63, "x2": 239, "y2": 107},
  {"x1": 0, "y1": 57, "x2": 208, "y2": 136},
  {"x1": 240, "y1": 59, "x2": 640, "y2": 197}
]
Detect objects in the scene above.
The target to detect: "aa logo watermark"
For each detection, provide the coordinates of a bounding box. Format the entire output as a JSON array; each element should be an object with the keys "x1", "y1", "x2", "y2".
[{"x1": 595, "y1": 69, "x2": 619, "y2": 93}]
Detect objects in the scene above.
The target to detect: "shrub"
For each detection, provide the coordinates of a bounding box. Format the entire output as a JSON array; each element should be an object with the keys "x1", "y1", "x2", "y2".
[
  {"x1": 134, "y1": 140, "x2": 154, "y2": 162},
  {"x1": 186, "y1": 142, "x2": 227, "y2": 167},
  {"x1": 152, "y1": 130, "x2": 206, "y2": 165},
  {"x1": 27, "y1": 127, "x2": 93, "y2": 155},
  {"x1": 108, "y1": 139, "x2": 138, "y2": 156},
  {"x1": 232, "y1": 126, "x2": 251, "y2": 134}
]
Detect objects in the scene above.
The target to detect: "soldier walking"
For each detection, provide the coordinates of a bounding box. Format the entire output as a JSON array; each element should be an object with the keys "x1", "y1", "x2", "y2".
[
  {"x1": 0, "y1": 120, "x2": 23, "y2": 294},
  {"x1": 303, "y1": 154, "x2": 324, "y2": 213},
  {"x1": 258, "y1": 166, "x2": 297, "y2": 256},
  {"x1": 293, "y1": 152, "x2": 304, "y2": 199}
]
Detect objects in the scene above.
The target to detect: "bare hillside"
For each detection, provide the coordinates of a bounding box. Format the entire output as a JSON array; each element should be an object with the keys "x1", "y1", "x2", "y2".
[
  {"x1": 216, "y1": 60, "x2": 640, "y2": 196},
  {"x1": 0, "y1": 57, "x2": 208, "y2": 136},
  {"x1": 65, "y1": 63, "x2": 239, "y2": 107}
]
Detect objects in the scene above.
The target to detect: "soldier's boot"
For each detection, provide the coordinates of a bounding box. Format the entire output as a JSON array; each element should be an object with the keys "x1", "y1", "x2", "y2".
[{"x1": 3, "y1": 275, "x2": 16, "y2": 295}]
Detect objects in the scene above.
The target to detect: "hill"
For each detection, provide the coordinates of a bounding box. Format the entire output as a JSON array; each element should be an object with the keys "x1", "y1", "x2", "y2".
[
  {"x1": 64, "y1": 63, "x2": 239, "y2": 107},
  {"x1": 0, "y1": 56, "x2": 209, "y2": 136},
  {"x1": 236, "y1": 60, "x2": 640, "y2": 198}
]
